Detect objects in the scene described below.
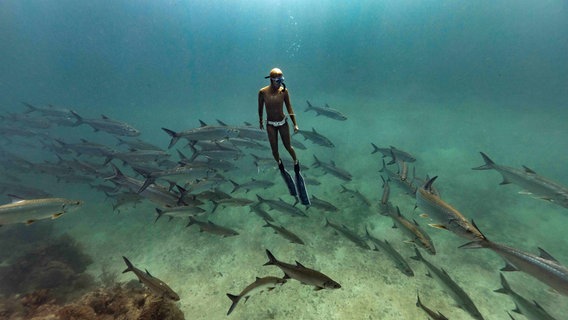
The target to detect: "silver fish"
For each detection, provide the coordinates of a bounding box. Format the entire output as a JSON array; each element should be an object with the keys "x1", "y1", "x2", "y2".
[
  {"x1": 230, "y1": 178, "x2": 275, "y2": 194},
  {"x1": 312, "y1": 155, "x2": 352, "y2": 182},
  {"x1": 416, "y1": 176, "x2": 485, "y2": 242},
  {"x1": 308, "y1": 195, "x2": 338, "y2": 212},
  {"x1": 494, "y1": 273, "x2": 558, "y2": 320},
  {"x1": 264, "y1": 250, "x2": 341, "y2": 290},
  {"x1": 296, "y1": 128, "x2": 334, "y2": 148},
  {"x1": 412, "y1": 247, "x2": 485, "y2": 320},
  {"x1": 473, "y1": 152, "x2": 568, "y2": 209},
  {"x1": 325, "y1": 218, "x2": 370, "y2": 250},
  {"x1": 122, "y1": 256, "x2": 180, "y2": 301},
  {"x1": 256, "y1": 195, "x2": 308, "y2": 218},
  {"x1": 263, "y1": 220, "x2": 305, "y2": 245},
  {"x1": 461, "y1": 234, "x2": 568, "y2": 296},
  {"x1": 186, "y1": 217, "x2": 239, "y2": 237},
  {"x1": 71, "y1": 111, "x2": 140, "y2": 137},
  {"x1": 0, "y1": 196, "x2": 82, "y2": 226},
  {"x1": 371, "y1": 144, "x2": 416, "y2": 164},
  {"x1": 226, "y1": 276, "x2": 287, "y2": 315},
  {"x1": 304, "y1": 100, "x2": 347, "y2": 121},
  {"x1": 386, "y1": 207, "x2": 436, "y2": 255},
  {"x1": 416, "y1": 291, "x2": 449, "y2": 320},
  {"x1": 366, "y1": 227, "x2": 414, "y2": 277},
  {"x1": 162, "y1": 120, "x2": 239, "y2": 148}
]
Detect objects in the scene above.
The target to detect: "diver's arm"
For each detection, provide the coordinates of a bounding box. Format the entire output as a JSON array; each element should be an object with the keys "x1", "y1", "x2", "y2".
[
  {"x1": 284, "y1": 91, "x2": 298, "y2": 132},
  {"x1": 258, "y1": 90, "x2": 264, "y2": 130}
]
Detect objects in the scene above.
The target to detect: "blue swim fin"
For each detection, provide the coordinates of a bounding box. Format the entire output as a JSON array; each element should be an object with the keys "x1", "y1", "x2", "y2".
[
  {"x1": 294, "y1": 162, "x2": 311, "y2": 206},
  {"x1": 279, "y1": 161, "x2": 298, "y2": 197}
]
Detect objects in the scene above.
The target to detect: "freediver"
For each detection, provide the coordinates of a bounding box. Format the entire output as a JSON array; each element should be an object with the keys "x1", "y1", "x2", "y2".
[{"x1": 258, "y1": 67, "x2": 310, "y2": 205}]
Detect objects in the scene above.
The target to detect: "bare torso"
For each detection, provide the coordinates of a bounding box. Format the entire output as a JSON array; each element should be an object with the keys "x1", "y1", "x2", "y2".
[{"x1": 259, "y1": 85, "x2": 288, "y2": 122}]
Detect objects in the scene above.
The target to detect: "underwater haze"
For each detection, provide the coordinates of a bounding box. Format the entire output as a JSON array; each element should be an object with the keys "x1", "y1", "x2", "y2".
[{"x1": 1, "y1": 0, "x2": 568, "y2": 319}]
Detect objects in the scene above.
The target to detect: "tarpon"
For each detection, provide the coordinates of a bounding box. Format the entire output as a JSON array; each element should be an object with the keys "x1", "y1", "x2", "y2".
[
  {"x1": 494, "y1": 273, "x2": 558, "y2": 320},
  {"x1": 312, "y1": 155, "x2": 352, "y2": 182},
  {"x1": 461, "y1": 232, "x2": 568, "y2": 296},
  {"x1": 122, "y1": 256, "x2": 180, "y2": 301},
  {"x1": 226, "y1": 276, "x2": 287, "y2": 315},
  {"x1": 308, "y1": 195, "x2": 339, "y2": 212},
  {"x1": 416, "y1": 176, "x2": 486, "y2": 242},
  {"x1": 186, "y1": 217, "x2": 239, "y2": 237},
  {"x1": 325, "y1": 218, "x2": 370, "y2": 250},
  {"x1": 256, "y1": 195, "x2": 308, "y2": 218},
  {"x1": 71, "y1": 111, "x2": 141, "y2": 137},
  {"x1": 304, "y1": 101, "x2": 347, "y2": 121},
  {"x1": 296, "y1": 128, "x2": 335, "y2": 148},
  {"x1": 371, "y1": 144, "x2": 416, "y2": 164},
  {"x1": 473, "y1": 152, "x2": 568, "y2": 209},
  {"x1": 155, "y1": 206, "x2": 206, "y2": 222},
  {"x1": 216, "y1": 119, "x2": 266, "y2": 141},
  {"x1": 366, "y1": 227, "x2": 414, "y2": 277},
  {"x1": 264, "y1": 249, "x2": 341, "y2": 290},
  {"x1": 339, "y1": 185, "x2": 371, "y2": 206},
  {"x1": 416, "y1": 291, "x2": 449, "y2": 320},
  {"x1": 22, "y1": 102, "x2": 73, "y2": 118},
  {"x1": 379, "y1": 159, "x2": 417, "y2": 197},
  {"x1": 385, "y1": 206, "x2": 436, "y2": 255},
  {"x1": 230, "y1": 178, "x2": 275, "y2": 194},
  {"x1": 249, "y1": 203, "x2": 274, "y2": 222},
  {"x1": 263, "y1": 220, "x2": 305, "y2": 245},
  {"x1": 105, "y1": 164, "x2": 185, "y2": 207},
  {"x1": 162, "y1": 120, "x2": 239, "y2": 148},
  {"x1": 0, "y1": 196, "x2": 83, "y2": 226},
  {"x1": 411, "y1": 247, "x2": 485, "y2": 320}
]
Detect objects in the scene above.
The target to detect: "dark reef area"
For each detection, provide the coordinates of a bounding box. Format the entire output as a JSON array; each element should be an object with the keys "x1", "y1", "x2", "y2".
[{"x1": 0, "y1": 233, "x2": 185, "y2": 320}]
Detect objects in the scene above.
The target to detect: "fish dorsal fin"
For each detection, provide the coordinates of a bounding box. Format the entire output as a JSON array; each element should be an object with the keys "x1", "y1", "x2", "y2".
[
  {"x1": 533, "y1": 300, "x2": 546, "y2": 311},
  {"x1": 199, "y1": 120, "x2": 207, "y2": 127},
  {"x1": 324, "y1": 103, "x2": 330, "y2": 108},
  {"x1": 8, "y1": 194, "x2": 25, "y2": 203},
  {"x1": 101, "y1": 115, "x2": 110, "y2": 120},
  {"x1": 145, "y1": 269, "x2": 153, "y2": 277},
  {"x1": 501, "y1": 262, "x2": 518, "y2": 272},
  {"x1": 330, "y1": 160, "x2": 336, "y2": 166},
  {"x1": 295, "y1": 261, "x2": 306, "y2": 268},
  {"x1": 255, "y1": 277, "x2": 261, "y2": 281},
  {"x1": 412, "y1": 219, "x2": 420, "y2": 226},
  {"x1": 522, "y1": 165, "x2": 536, "y2": 174},
  {"x1": 538, "y1": 247, "x2": 559, "y2": 263}
]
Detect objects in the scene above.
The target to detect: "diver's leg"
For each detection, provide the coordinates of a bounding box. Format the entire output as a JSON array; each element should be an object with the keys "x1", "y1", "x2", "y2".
[
  {"x1": 279, "y1": 123, "x2": 297, "y2": 162},
  {"x1": 266, "y1": 125, "x2": 280, "y2": 163}
]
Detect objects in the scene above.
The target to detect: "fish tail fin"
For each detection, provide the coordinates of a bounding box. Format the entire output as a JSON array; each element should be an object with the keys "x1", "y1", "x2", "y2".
[
  {"x1": 138, "y1": 178, "x2": 154, "y2": 194},
  {"x1": 186, "y1": 216, "x2": 197, "y2": 228},
  {"x1": 305, "y1": 100, "x2": 313, "y2": 112},
  {"x1": 161, "y1": 128, "x2": 180, "y2": 149},
  {"x1": 255, "y1": 194, "x2": 265, "y2": 202},
  {"x1": 410, "y1": 246, "x2": 423, "y2": 261},
  {"x1": 494, "y1": 273, "x2": 512, "y2": 295},
  {"x1": 154, "y1": 208, "x2": 164, "y2": 224},
  {"x1": 226, "y1": 293, "x2": 240, "y2": 315},
  {"x1": 264, "y1": 249, "x2": 278, "y2": 266},
  {"x1": 415, "y1": 291, "x2": 423, "y2": 308},
  {"x1": 122, "y1": 256, "x2": 134, "y2": 273},
  {"x1": 211, "y1": 200, "x2": 219, "y2": 213},
  {"x1": 229, "y1": 180, "x2": 239, "y2": 194},
  {"x1": 70, "y1": 110, "x2": 83, "y2": 127},
  {"x1": 472, "y1": 151, "x2": 495, "y2": 170},
  {"x1": 370, "y1": 142, "x2": 380, "y2": 154},
  {"x1": 379, "y1": 159, "x2": 387, "y2": 173}
]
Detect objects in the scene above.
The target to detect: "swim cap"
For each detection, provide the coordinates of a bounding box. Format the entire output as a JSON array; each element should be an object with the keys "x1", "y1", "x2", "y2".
[{"x1": 265, "y1": 68, "x2": 283, "y2": 78}]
